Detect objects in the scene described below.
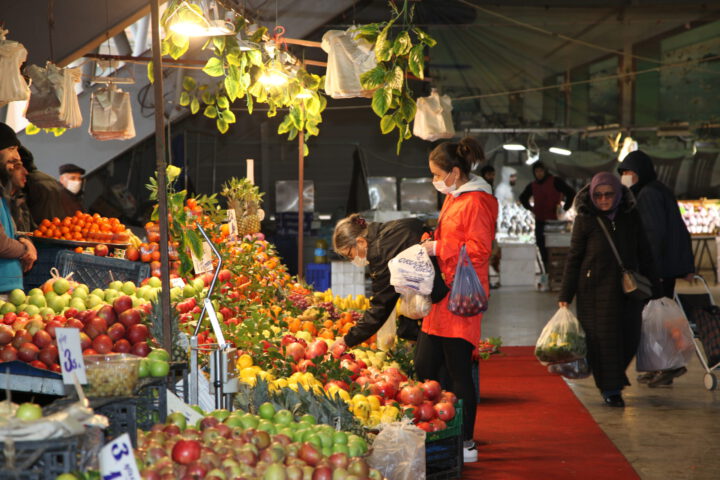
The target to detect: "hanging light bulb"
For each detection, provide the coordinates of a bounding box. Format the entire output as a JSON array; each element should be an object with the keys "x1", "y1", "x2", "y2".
[
  {"x1": 296, "y1": 89, "x2": 313, "y2": 99},
  {"x1": 167, "y1": 0, "x2": 235, "y2": 37},
  {"x1": 549, "y1": 146, "x2": 572, "y2": 156},
  {"x1": 617, "y1": 136, "x2": 638, "y2": 162},
  {"x1": 502, "y1": 143, "x2": 525, "y2": 151},
  {"x1": 259, "y1": 61, "x2": 288, "y2": 87}
]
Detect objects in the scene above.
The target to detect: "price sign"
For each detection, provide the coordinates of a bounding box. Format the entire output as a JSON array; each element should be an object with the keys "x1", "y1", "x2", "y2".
[
  {"x1": 99, "y1": 433, "x2": 141, "y2": 480},
  {"x1": 56, "y1": 328, "x2": 87, "y2": 385},
  {"x1": 170, "y1": 277, "x2": 186, "y2": 289},
  {"x1": 166, "y1": 389, "x2": 203, "y2": 425},
  {"x1": 226, "y1": 209, "x2": 239, "y2": 241},
  {"x1": 191, "y1": 242, "x2": 214, "y2": 274}
]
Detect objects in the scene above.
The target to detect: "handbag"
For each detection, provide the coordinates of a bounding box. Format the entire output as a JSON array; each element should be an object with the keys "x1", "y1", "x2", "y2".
[{"x1": 596, "y1": 217, "x2": 652, "y2": 301}]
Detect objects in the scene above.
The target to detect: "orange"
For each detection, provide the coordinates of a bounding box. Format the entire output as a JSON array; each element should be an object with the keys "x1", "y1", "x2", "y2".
[{"x1": 151, "y1": 251, "x2": 161, "y2": 261}]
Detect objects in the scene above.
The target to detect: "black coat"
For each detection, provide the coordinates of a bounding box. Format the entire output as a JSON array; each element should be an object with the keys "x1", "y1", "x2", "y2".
[
  {"x1": 559, "y1": 186, "x2": 658, "y2": 391},
  {"x1": 344, "y1": 218, "x2": 426, "y2": 347},
  {"x1": 619, "y1": 151, "x2": 694, "y2": 278}
]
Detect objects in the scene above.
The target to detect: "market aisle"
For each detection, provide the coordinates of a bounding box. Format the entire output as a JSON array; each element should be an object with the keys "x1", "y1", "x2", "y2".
[{"x1": 463, "y1": 346, "x2": 639, "y2": 480}]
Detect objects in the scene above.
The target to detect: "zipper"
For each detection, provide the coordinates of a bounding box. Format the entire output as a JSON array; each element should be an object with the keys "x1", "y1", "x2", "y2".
[{"x1": 610, "y1": 220, "x2": 616, "y2": 231}]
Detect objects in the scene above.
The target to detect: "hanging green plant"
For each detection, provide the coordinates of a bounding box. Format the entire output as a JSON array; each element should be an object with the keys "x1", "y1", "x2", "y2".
[
  {"x1": 24, "y1": 124, "x2": 67, "y2": 137},
  {"x1": 355, "y1": 0, "x2": 436, "y2": 154}
]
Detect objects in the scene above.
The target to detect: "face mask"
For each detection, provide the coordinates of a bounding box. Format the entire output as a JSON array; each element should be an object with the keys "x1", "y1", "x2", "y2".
[
  {"x1": 351, "y1": 255, "x2": 369, "y2": 268},
  {"x1": 620, "y1": 175, "x2": 635, "y2": 188},
  {"x1": 433, "y1": 171, "x2": 457, "y2": 194},
  {"x1": 66, "y1": 179, "x2": 82, "y2": 194}
]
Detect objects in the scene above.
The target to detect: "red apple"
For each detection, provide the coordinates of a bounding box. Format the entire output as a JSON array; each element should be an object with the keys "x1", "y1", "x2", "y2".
[
  {"x1": 113, "y1": 295, "x2": 134, "y2": 315},
  {"x1": 96, "y1": 305, "x2": 117, "y2": 325},
  {"x1": 84, "y1": 317, "x2": 108, "y2": 339},
  {"x1": 113, "y1": 339, "x2": 132, "y2": 353},
  {"x1": 38, "y1": 345, "x2": 59, "y2": 367},
  {"x1": 172, "y1": 440, "x2": 202, "y2": 465},
  {"x1": 12, "y1": 330, "x2": 32, "y2": 349},
  {"x1": 79, "y1": 332, "x2": 92, "y2": 350},
  {"x1": 0, "y1": 324, "x2": 13, "y2": 345},
  {"x1": 127, "y1": 324, "x2": 150, "y2": 345},
  {"x1": 0, "y1": 345, "x2": 18, "y2": 362},
  {"x1": 32, "y1": 330, "x2": 53, "y2": 349},
  {"x1": 131, "y1": 342, "x2": 151, "y2": 357},
  {"x1": 18, "y1": 342, "x2": 39, "y2": 362},
  {"x1": 118, "y1": 309, "x2": 142, "y2": 328},
  {"x1": 95, "y1": 244, "x2": 109, "y2": 257},
  {"x1": 92, "y1": 334, "x2": 113, "y2": 354},
  {"x1": 107, "y1": 323, "x2": 126, "y2": 342}
]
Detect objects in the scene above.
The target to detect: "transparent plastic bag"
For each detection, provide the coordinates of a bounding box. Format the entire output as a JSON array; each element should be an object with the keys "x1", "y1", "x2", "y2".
[
  {"x1": 535, "y1": 307, "x2": 587, "y2": 365},
  {"x1": 397, "y1": 293, "x2": 431, "y2": 320},
  {"x1": 377, "y1": 308, "x2": 397, "y2": 351},
  {"x1": 389, "y1": 244, "x2": 435, "y2": 296},
  {"x1": 0, "y1": 29, "x2": 30, "y2": 106},
  {"x1": 636, "y1": 298, "x2": 694, "y2": 372},
  {"x1": 447, "y1": 245, "x2": 488, "y2": 317},
  {"x1": 368, "y1": 420, "x2": 426, "y2": 480},
  {"x1": 24, "y1": 63, "x2": 82, "y2": 128},
  {"x1": 547, "y1": 358, "x2": 591, "y2": 379}
]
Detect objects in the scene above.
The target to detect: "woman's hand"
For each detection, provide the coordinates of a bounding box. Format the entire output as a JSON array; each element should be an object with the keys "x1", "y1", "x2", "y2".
[
  {"x1": 558, "y1": 301, "x2": 569, "y2": 308},
  {"x1": 422, "y1": 240, "x2": 437, "y2": 256},
  {"x1": 18, "y1": 237, "x2": 37, "y2": 272}
]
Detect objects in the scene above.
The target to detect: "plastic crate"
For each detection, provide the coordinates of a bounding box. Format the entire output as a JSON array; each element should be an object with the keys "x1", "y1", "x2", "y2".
[
  {"x1": 426, "y1": 400, "x2": 463, "y2": 479},
  {"x1": 0, "y1": 433, "x2": 83, "y2": 480},
  {"x1": 305, "y1": 263, "x2": 331, "y2": 292},
  {"x1": 23, "y1": 245, "x2": 68, "y2": 290},
  {"x1": 56, "y1": 251, "x2": 150, "y2": 290},
  {"x1": 168, "y1": 362, "x2": 190, "y2": 403}
]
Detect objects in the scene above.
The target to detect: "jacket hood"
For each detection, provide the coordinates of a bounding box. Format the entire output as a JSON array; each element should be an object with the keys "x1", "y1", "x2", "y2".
[
  {"x1": 452, "y1": 173, "x2": 493, "y2": 197},
  {"x1": 618, "y1": 150, "x2": 656, "y2": 189},
  {"x1": 499, "y1": 166, "x2": 517, "y2": 183},
  {"x1": 573, "y1": 184, "x2": 636, "y2": 216}
]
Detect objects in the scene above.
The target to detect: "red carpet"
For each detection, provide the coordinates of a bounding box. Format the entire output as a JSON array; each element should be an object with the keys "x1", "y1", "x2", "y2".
[{"x1": 462, "y1": 347, "x2": 639, "y2": 480}]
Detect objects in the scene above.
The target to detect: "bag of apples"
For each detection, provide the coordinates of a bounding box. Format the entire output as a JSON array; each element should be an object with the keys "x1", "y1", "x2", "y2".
[{"x1": 447, "y1": 245, "x2": 488, "y2": 317}]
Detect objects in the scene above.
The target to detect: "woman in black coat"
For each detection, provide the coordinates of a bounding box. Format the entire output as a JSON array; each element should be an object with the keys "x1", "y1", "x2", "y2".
[{"x1": 558, "y1": 172, "x2": 658, "y2": 407}]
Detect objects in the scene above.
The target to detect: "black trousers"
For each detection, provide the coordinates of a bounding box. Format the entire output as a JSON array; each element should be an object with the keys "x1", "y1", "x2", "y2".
[
  {"x1": 535, "y1": 220, "x2": 547, "y2": 269},
  {"x1": 414, "y1": 331, "x2": 476, "y2": 441},
  {"x1": 661, "y1": 277, "x2": 676, "y2": 299}
]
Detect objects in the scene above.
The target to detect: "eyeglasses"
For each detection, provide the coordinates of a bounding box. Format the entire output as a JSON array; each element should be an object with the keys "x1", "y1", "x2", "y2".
[{"x1": 593, "y1": 192, "x2": 615, "y2": 199}]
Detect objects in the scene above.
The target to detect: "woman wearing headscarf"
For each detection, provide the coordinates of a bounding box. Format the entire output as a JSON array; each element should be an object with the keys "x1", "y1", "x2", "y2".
[{"x1": 558, "y1": 172, "x2": 659, "y2": 407}]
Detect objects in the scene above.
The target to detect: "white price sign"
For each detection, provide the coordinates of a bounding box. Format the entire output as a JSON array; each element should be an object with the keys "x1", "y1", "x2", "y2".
[
  {"x1": 191, "y1": 242, "x2": 214, "y2": 274},
  {"x1": 56, "y1": 328, "x2": 87, "y2": 385},
  {"x1": 170, "y1": 277, "x2": 186, "y2": 289},
  {"x1": 166, "y1": 389, "x2": 203, "y2": 425},
  {"x1": 99, "y1": 433, "x2": 141, "y2": 480},
  {"x1": 226, "y1": 209, "x2": 239, "y2": 241}
]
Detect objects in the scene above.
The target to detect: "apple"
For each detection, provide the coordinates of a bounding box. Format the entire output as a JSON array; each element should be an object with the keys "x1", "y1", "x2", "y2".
[
  {"x1": 127, "y1": 324, "x2": 150, "y2": 345},
  {"x1": 95, "y1": 244, "x2": 109, "y2": 257},
  {"x1": 0, "y1": 345, "x2": 18, "y2": 362},
  {"x1": 0, "y1": 324, "x2": 14, "y2": 345},
  {"x1": 434, "y1": 401, "x2": 455, "y2": 422},
  {"x1": 118, "y1": 309, "x2": 142, "y2": 329},
  {"x1": 398, "y1": 385, "x2": 425, "y2": 406},
  {"x1": 113, "y1": 295, "x2": 134, "y2": 315},
  {"x1": 92, "y1": 334, "x2": 113, "y2": 354},
  {"x1": 107, "y1": 323, "x2": 126, "y2": 342},
  {"x1": 84, "y1": 317, "x2": 108, "y2": 339},
  {"x1": 172, "y1": 439, "x2": 201, "y2": 465},
  {"x1": 131, "y1": 342, "x2": 151, "y2": 357},
  {"x1": 96, "y1": 305, "x2": 117, "y2": 325},
  {"x1": 79, "y1": 332, "x2": 92, "y2": 350},
  {"x1": 113, "y1": 339, "x2": 132, "y2": 353},
  {"x1": 420, "y1": 380, "x2": 442, "y2": 402},
  {"x1": 15, "y1": 402, "x2": 42, "y2": 421},
  {"x1": 38, "y1": 345, "x2": 59, "y2": 367},
  {"x1": 18, "y1": 342, "x2": 39, "y2": 362},
  {"x1": 32, "y1": 330, "x2": 53, "y2": 349}
]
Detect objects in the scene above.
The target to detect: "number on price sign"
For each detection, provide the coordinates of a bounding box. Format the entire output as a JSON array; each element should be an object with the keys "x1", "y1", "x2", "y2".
[
  {"x1": 100, "y1": 433, "x2": 141, "y2": 480},
  {"x1": 55, "y1": 328, "x2": 87, "y2": 384}
]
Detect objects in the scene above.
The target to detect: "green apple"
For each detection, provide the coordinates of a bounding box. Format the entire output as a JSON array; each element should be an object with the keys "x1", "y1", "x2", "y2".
[
  {"x1": 28, "y1": 295, "x2": 46, "y2": 309},
  {"x1": 23, "y1": 304, "x2": 40, "y2": 316},
  {"x1": 210, "y1": 409, "x2": 231, "y2": 422},
  {"x1": 166, "y1": 411, "x2": 187, "y2": 430},
  {"x1": 149, "y1": 359, "x2": 169, "y2": 377},
  {"x1": 272, "y1": 409, "x2": 294, "y2": 426},
  {"x1": 0, "y1": 302, "x2": 16, "y2": 314},
  {"x1": 53, "y1": 278, "x2": 71, "y2": 295},
  {"x1": 132, "y1": 296, "x2": 143, "y2": 308},
  {"x1": 86, "y1": 294, "x2": 103, "y2": 309},
  {"x1": 182, "y1": 284, "x2": 196, "y2": 299},
  {"x1": 148, "y1": 348, "x2": 170, "y2": 362},
  {"x1": 223, "y1": 414, "x2": 244, "y2": 428},
  {"x1": 148, "y1": 277, "x2": 162, "y2": 288},
  {"x1": 108, "y1": 281, "x2": 123, "y2": 291},
  {"x1": 69, "y1": 298, "x2": 86, "y2": 311},
  {"x1": 121, "y1": 281, "x2": 136, "y2": 295},
  {"x1": 8, "y1": 289, "x2": 26, "y2": 306},
  {"x1": 72, "y1": 288, "x2": 88, "y2": 300},
  {"x1": 238, "y1": 413, "x2": 259, "y2": 430},
  {"x1": 170, "y1": 287, "x2": 183, "y2": 302},
  {"x1": 138, "y1": 359, "x2": 150, "y2": 378},
  {"x1": 27, "y1": 288, "x2": 43, "y2": 297},
  {"x1": 40, "y1": 307, "x2": 55, "y2": 317},
  {"x1": 48, "y1": 296, "x2": 67, "y2": 313},
  {"x1": 192, "y1": 278, "x2": 205, "y2": 291},
  {"x1": 91, "y1": 288, "x2": 105, "y2": 300},
  {"x1": 15, "y1": 402, "x2": 42, "y2": 421}
]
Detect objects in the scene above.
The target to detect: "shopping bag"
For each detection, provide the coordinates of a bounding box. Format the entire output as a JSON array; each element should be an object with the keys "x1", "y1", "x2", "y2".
[
  {"x1": 397, "y1": 292, "x2": 431, "y2": 320},
  {"x1": 636, "y1": 298, "x2": 694, "y2": 372},
  {"x1": 447, "y1": 244, "x2": 488, "y2": 317},
  {"x1": 368, "y1": 420, "x2": 426, "y2": 480},
  {"x1": 547, "y1": 358, "x2": 591, "y2": 379},
  {"x1": 389, "y1": 244, "x2": 435, "y2": 296},
  {"x1": 535, "y1": 307, "x2": 587, "y2": 365},
  {"x1": 377, "y1": 308, "x2": 397, "y2": 351},
  {"x1": 24, "y1": 63, "x2": 82, "y2": 128},
  {"x1": 0, "y1": 29, "x2": 30, "y2": 106},
  {"x1": 89, "y1": 85, "x2": 136, "y2": 140}
]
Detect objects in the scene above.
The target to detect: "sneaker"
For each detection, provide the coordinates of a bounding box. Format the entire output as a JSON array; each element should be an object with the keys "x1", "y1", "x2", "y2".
[
  {"x1": 648, "y1": 367, "x2": 688, "y2": 388},
  {"x1": 463, "y1": 441, "x2": 478, "y2": 463},
  {"x1": 637, "y1": 371, "x2": 658, "y2": 384}
]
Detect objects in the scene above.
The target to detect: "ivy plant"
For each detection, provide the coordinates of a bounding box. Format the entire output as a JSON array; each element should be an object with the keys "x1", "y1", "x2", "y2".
[{"x1": 355, "y1": 1, "x2": 436, "y2": 153}]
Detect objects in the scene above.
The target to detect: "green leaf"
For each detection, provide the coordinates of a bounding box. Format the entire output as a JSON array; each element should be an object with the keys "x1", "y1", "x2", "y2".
[
  {"x1": 396, "y1": 129, "x2": 405, "y2": 155},
  {"x1": 217, "y1": 95, "x2": 229, "y2": 109},
  {"x1": 179, "y1": 91, "x2": 191, "y2": 107},
  {"x1": 375, "y1": 18, "x2": 396, "y2": 62},
  {"x1": 168, "y1": 37, "x2": 189, "y2": 60},
  {"x1": 380, "y1": 115, "x2": 395, "y2": 134},
  {"x1": 413, "y1": 27, "x2": 437, "y2": 47},
  {"x1": 170, "y1": 32, "x2": 187, "y2": 48},
  {"x1": 247, "y1": 50, "x2": 263, "y2": 67},
  {"x1": 288, "y1": 127, "x2": 299, "y2": 141},
  {"x1": 25, "y1": 124, "x2": 40, "y2": 135},
  {"x1": 201, "y1": 90, "x2": 215, "y2": 105},
  {"x1": 213, "y1": 36, "x2": 226, "y2": 53},
  {"x1": 306, "y1": 95, "x2": 321, "y2": 115},
  {"x1": 182, "y1": 76, "x2": 197, "y2": 91},
  {"x1": 386, "y1": 65, "x2": 404, "y2": 92},
  {"x1": 393, "y1": 31, "x2": 412, "y2": 56},
  {"x1": 278, "y1": 116, "x2": 293, "y2": 134},
  {"x1": 227, "y1": 52, "x2": 241, "y2": 66},
  {"x1": 306, "y1": 122, "x2": 319, "y2": 137},
  {"x1": 246, "y1": 93, "x2": 254, "y2": 114},
  {"x1": 240, "y1": 72, "x2": 251, "y2": 88},
  {"x1": 224, "y1": 76, "x2": 239, "y2": 102},
  {"x1": 249, "y1": 26, "x2": 268, "y2": 43},
  {"x1": 359, "y1": 64, "x2": 387, "y2": 90},
  {"x1": 185, "y1": 229, "x2": 203, "y2": 258},
  {"x1": 147, "y1": 61, "x2": 154, "y2": 84},
  {"x1": 203, "y1": 105, "x2": 218, "y2": 118},
  {"x1": 399, "y1": 93, "x2": 417, "y2": 122},
  {"x1": 202, "y1": 57, "x2": 225, "y2": 77},
  {"x1": 289, "y1": 109, "x2": 302, "y2": 130},
  {"x1": 161, "y1": 40, "x2": 170, "y2": 56},
  {"x1": 371, "y1": 86, "x2": 393, "y2": 117},
  {"x1": 220, "y1": 109, "x2": 236, "y2": 124},
  {"x1": 303, "y1": 143, "x2": 309, "y2": 157},
  {"x1": 217, "y1": 118, "x2": 229, "y2": 134},
  {"x1": 408, "y1": 45, "x2": 425, "y2": 79},
  {"x1": 190, "y1": 97, "x2": 200, "y2": 114}
]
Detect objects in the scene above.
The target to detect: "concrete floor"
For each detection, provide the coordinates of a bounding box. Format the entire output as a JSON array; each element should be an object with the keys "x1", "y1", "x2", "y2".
[{"x1": 482, "y1": 278, "x2": 720, "y2": 480}]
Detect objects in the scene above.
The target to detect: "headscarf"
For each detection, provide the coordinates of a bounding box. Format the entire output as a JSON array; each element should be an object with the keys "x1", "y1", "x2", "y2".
[{"x1": 590, "y1": 172, "x2": 622, "y2": 219}]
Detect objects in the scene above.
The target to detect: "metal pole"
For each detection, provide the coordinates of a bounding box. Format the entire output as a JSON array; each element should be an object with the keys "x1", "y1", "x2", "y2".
[
  {"x1": 150, "y1": 0, "x2": 173, "y2": 353},
  {"x1": 297, "y1": 131, "x2": 304, "y2": 280}
]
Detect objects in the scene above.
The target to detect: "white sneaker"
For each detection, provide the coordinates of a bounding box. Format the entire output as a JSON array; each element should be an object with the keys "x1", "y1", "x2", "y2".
[{"x1": 463, "y1": 441, "x2": 478, "y2": 463}]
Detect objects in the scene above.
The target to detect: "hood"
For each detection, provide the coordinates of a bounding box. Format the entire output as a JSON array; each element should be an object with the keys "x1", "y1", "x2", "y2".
[
  {"x1": 573, "y1": 184, "x2": 636, "y2": 216},
  {"x1": 499, "y1": 166, "x2": 517, "y2": 183},
  {"x1": 452, "y1": 174, "x2": 493, "y2": 197},
  {"x1": 617, "y1": 150, "x2": 656, "y2": 190}
]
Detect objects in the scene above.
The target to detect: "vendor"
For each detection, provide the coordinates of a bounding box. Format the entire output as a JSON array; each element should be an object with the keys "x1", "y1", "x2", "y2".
[
  {"x1": 331, "y1": 214, "x2": 427, "y2": 348},
  {"x1": 20, "y1": 146, "x2": 66, "y2": 225},
  {"x1": 58, "y1": 163, "x2": 86, "y2": 216}
]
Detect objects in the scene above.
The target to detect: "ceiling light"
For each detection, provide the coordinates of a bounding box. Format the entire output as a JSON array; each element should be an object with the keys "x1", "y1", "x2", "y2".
[
  {"x1": 617, "y1": 136, "x2": 637, "y2": 162},
  {"x1": 296, "y1": 89, "x2": 313, "y2": 99},
  {"x1": 502, "y1": 143, "x2": 525, "y2": 151},
  {"x1": 549, "y1": 146, "x2": 572, "y2": 156},
  {"x1": 167, "y1": 0, "x2": 235, "y2": 37},
  {"x1": 259, "y1": 62, "x2": 288, "y2": 87},
  {"x1": 525, "y1": 151, "x2": 540, "y2": 165}
]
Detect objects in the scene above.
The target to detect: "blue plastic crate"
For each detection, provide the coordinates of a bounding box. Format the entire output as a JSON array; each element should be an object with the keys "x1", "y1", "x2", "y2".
[
  {"x1": 23, "y1": 245, "x2": 68, "y2": 290},
  {"x1": 305, "y1": 263, "x2": 331, "y2": 292},
  {"x1": 56, "y1": 251, "x2": 150, "y2": 290}
]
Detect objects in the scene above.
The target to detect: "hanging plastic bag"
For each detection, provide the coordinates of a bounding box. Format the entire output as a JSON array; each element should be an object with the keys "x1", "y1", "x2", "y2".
[
  {"x1": 368, "y1": 420, "x2": 426, "y2": 480},
  {"x1": 547, "y1": 358, "x2": 592, "y2": 379},
  {"x1": 24, "y1": 63, "x2": 82, "y2": 129},
  {"x1": 413, "y1": 89, "x2": 455, "y2": 141},
  {"x1": 636, "y1": 298, "x2": 694, "y2": 372},
  {"x1": 377, "y1": 308, "x2": 397, "y2": 351},
  {"x1": 397, "y1": 292, "x2": 431, "y2": 320},
  {"x1": 321, "y1": 27, "x2": 377, "y2": 99},
  {"x1": 389, "y1": 244, "x2": 435, "y2": 296},
  {"x1": 0, "y1": 29, "x2": 30, "y2": 106},
  {"x1": 90, "y1": 85, "x2": 136, "y2": 140},
  {"x1": 535, "y1": 307, "x2": 587, "y2": 365},
  {"x1": 447, "y1": 245, "x2": 488, "y2": 317}
]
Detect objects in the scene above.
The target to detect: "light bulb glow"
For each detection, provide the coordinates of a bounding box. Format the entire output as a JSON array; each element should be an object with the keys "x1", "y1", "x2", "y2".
[
  {"x1": 549, "y1": 146, "x2": 572, "y2": 156},
  {"x1": 259, "y1": 70, "x2": 288, "y2": 87},
  {"x1": 296, "y1": 90, "x2": 313, "y2": 99},
  {"x1": 503, "y1": 143, "x2": 526, "y2": 151}
]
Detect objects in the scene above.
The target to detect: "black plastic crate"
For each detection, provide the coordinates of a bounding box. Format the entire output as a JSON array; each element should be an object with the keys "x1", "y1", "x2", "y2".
[
  {"x1": 0, "y1": 433, "x2": 83, "y2": 480},
  {"x1": 136, "y1": 379, "x2": 168, "y2": 430},
  {"x1": 23, "y1": 245, "x2": 68, "y2": 290},
  {"x1": 168, "y1": 362, "x2": 190, "y2": 403},
  {"x1": 95, "y1": 399, "x2": 140, "y2": 447},
  {"x1": 56, "y1": 251, "x2": 150, "y2": 290},
  {"x1": 426, "y1": 399, "x2": 463, "y2": 479}
]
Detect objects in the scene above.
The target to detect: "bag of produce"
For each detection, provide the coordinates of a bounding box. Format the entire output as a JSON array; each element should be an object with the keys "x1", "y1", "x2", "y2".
[
  {"x1": 636, "y1": 298, "x2": 694, "y2": 372},
  {"x1": 377, "y1": 308, "x2": 397, "y2": 351},
  {"x1": 397, "y1": 292, "x2": 431, "y2": 320},
  {"x1": 368, "y1": 420, "x2": 426, "y2": 480},
  {"x1": 389, "y1": 244, "x2": 435, "y2": 296},
  {"x1": 447, "y1": 244, "x2": 488, "y2": 317},
  {"x1": 535, "y1": 307, "x2": 587, "y2": 365},
  {"x1": 547, "y1": 358, "x2": 591, "y2": 380}
]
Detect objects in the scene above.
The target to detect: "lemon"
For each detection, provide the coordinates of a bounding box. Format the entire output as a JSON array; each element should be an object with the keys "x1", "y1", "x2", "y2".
[
  {"x1": 366, "y1": 395, "x2": 381, "y2": 411},
  {"x1": 337, "y1": 390, "x2": 351, "y2": 403},
  {"x1": 240, "y1": 367, "x2": 258, "y2": 379},
  {"x1": 237, "y1": 354, "x2": 254, "y2": 369},
  {"x1": 352, "y1": 394, "x2": 367, "y2": 404}
]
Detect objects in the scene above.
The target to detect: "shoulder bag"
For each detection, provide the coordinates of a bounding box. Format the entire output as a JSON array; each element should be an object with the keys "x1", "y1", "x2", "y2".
[{"x1": 596, "y1": 216, "x2": 652, "y2": 301}]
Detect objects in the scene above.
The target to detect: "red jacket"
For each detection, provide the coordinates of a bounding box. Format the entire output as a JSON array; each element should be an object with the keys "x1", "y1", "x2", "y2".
[{"x1": 422, "y1": 176, "x2": 498, "y2": 346}]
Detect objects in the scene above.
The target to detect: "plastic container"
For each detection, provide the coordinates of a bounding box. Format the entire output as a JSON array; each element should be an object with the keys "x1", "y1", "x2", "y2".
[
  {"x1": 306, "y1": 263, "x2": 331, "y2": 292},
  {"x1": 0, "y1": 433, "x2": 83, "y2": 480},
  {"x1": 84, "y1": 353, "x2": 141, "y2": 397},
  {"x1": 426, "y1": 400, "x2": 463, "y2": 479},
  {"x1": 56, "y1": 250, "x2": 150, "y2": 291}
]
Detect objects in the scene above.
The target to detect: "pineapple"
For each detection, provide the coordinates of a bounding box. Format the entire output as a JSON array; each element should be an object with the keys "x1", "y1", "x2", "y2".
[{"x1": 221, "y1": 177, "x2": 265, "y2": 235}]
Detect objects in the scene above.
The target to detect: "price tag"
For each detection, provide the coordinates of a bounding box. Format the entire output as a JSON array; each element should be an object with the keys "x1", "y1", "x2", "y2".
[
  {"x1": 99, "y1": 433, "x2": 141, "y2": 480},
  {"x1": 166, "y1": 390, "x2": 203, "y2": 425},
  {"x1": 56, "y1": 328, "x2": 87, "y2": 385},
  {"x1": 191, "y1": 242, "x2": 214, "y2": 274},
  {"x1": 227, "y1": 209, "x2": 239, "y2": 241},
  {"x1": 170, "y1": 277, "x2": 186, "y2": 289},
  {"x1": 204, "y1": 297, "x2": 226, "y2": 348}
]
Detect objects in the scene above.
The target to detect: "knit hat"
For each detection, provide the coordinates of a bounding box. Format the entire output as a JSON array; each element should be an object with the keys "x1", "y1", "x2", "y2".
[
  {"x1": 19, "y1": 146, "x2": 36, "y2": 172},
  {"x1": 59, "y1": 163, "x2": 86, "y2": 175},
  {"x1": 0, "y1": 122, "x2": 20, "y2": 152}
]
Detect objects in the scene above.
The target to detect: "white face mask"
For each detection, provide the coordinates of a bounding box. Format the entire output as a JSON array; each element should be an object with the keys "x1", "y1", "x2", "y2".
[
  {"x1": 66, "y1": 179, "x2": 83, "y2": 194},
  {"x1": 620, "y1": 175, "x2": 635, "y2": 188},
  {"x1": 433, "y1": 171, "x2": 457, "y2": 195}
]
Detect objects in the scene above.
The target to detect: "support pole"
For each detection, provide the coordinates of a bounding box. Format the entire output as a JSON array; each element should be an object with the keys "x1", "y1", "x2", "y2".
[
  {"x1": 297, "y1": 131, "x2": 304, "y2": 280},
  {"x1": 150, "y1": 0, "x2": 173, "y2": 353}
]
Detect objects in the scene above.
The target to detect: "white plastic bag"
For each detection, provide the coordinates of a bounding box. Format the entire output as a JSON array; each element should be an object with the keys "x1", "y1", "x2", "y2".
[
  {"x1": 377, "y1": 308, "x2": 397, "y2": 352},
  {"x1": 368, "y1": 420, "x2": 426, "y2": 480},
  {"x1": 397, "y1": 292, "x2": 431, "y2": 320},
  {"x1": 0, "y1": 29, "x2": 30, "y2": 106},
  {"x1": 389, "y1": 244, "x2": 435, "y2": 296},
  {"x1": 321, "y1": 27, "x2": 376, "y2": 99},
  {"x1": 24, "y1": 63, "x2": 82, "y2": 128},
  {"x1": 90, "y1": 85, "x2": 136, "y2": 140},
  {"x1": 535, "y1": 307, "x2": 587, "y2": 365},
  {"x1": 413, "y1": 89, "x2": 455, "y2": 141},
  {"x1": 636, "y1": 298, "x2": 694, "y2": 372}
]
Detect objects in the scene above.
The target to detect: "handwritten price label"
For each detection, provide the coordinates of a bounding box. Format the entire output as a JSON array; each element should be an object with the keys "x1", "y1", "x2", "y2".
[
  {"x1": 191, "y1": 242, "x2": 214, "y2": 274},
  {"x1": 56, "y1": 328, "x2": 87, "y2": 385},
  {"x1": 99, "y1": 433, "x2": 141, "y2": 480},
  {"x1": 227, "y1": 209, "x2": 239, "y2": 241},
  {"x1": 170, "y1": 277, "x2": 186, "y2": 289}
]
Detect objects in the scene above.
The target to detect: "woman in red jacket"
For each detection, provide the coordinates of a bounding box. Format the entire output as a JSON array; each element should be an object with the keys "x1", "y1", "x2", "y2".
[{"x1": 418, "y1": 137, "x2": 498, "y2": 463}]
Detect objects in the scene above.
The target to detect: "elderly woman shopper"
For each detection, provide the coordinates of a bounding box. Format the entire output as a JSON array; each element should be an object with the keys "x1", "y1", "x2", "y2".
[{"x1": 559, "y1": 172, "x2": 658, "y2": 408}]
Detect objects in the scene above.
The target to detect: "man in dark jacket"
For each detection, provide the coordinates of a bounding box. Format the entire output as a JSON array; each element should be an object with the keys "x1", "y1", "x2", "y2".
[
  {"x1": 618, "y1": 149, "x2": 694, "y2": 387},
  {"x1": 58, "y1": 163, "x2": 86, "y2": 216},
  {"x1": 519, "y1": 162, "x2": 576, "y2": 268},
  {"x1": 20, "y1": 146, "x2": 66, "y2": 224}
]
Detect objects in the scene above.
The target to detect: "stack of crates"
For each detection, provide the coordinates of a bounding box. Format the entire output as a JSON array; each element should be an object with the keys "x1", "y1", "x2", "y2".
[{"x1": 425, "y1": 400, "x2": 464, "y2": 479}]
